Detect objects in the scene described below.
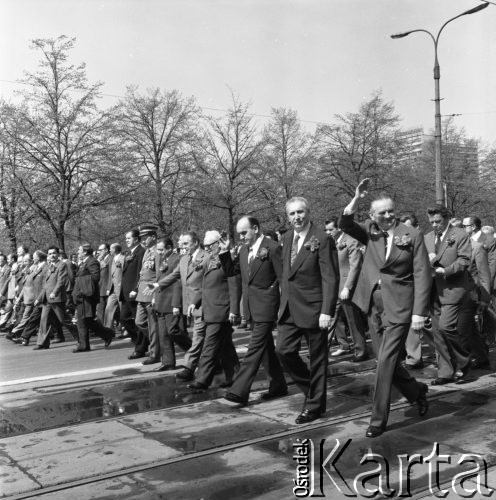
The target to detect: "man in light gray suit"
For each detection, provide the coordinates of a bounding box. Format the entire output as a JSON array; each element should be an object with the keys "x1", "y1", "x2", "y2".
[
  {"x1": 149, "y1": 231, "x2": 207, "y2": 381},
  {"x1": 104, "y1": 243, "x2": 125, "y2": 331}
]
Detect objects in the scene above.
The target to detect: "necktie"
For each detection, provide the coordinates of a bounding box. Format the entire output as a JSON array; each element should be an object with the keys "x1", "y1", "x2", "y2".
[
  {"x1": 435, "y1": 234, "x2": 441, "y2": 254},
  {"x1": 248, "y1": 247, "x2": 254, "y2": 265},
  {"x1": 383, "y1": 232, "x2": 389, "y2": 257},
  {"x1": 291, "y1": 234, "x2": 300, "y2": 266}
]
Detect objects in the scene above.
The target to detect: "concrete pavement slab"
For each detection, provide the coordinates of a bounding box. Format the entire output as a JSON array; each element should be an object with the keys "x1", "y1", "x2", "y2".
[
  {"x1": 0, "y1": 420, "x2": 180, "y2": 489},
  {"x1": 119, "y1": 399, "x2": 292, "y2": 453},
  {"x1": 0, "y1": 455, "x2": 40, "y2": 498}
]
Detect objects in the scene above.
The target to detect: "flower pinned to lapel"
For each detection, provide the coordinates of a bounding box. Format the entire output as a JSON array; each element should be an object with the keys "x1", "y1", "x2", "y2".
[
  {"x1": 125, "y1": 254, "x2": 134, "y2": 263},
  {"x1": 191, "y1": 256, "x2": 204, "y2": 271},
  {"x1": 257, "y1": 247, "x2": 269, "y2": 261},
  {"x1": 115, "y1": 261, "x2": 123, "y2": 268},
  {"x1": 446, "y1": 235, "x2": 456, "y2": 246},
  {"x1": 337, "y1": 242, "x2": 347, "y2": 250},
  {"x1": 304, "y1": 236, "x2": 320, "y2": 252},
  {"x1": 159, "y1": 260, "x2": 168, "y2": 272},
  {"x1": 207, "y1": 257, "x2": 221, "y2": 271},
  {"x1": 393, "y1": 234, "x2": 412, "y2": 248}
]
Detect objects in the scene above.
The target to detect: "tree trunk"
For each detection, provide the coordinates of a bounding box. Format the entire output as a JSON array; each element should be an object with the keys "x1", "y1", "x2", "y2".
[{"x1": 228, "y1": 205, "x2": 235, "y2": 240}]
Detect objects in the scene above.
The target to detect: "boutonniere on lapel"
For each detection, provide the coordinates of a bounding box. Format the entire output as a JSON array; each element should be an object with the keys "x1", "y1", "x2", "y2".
[
  {"x1": 191, "y1": 256, "x2": 204, "y2": 271},
  {"x1": 337, "y1": 242, "x2": 347, "y2": 250},
  {"x1": 125, "y1": 254, "x2": 134, "y2": 263},
  {"x1": 256, "y1": 247, "x2": 269, "y2": 261},
  {"x1": 159, "y1": 258, "x2": 168, "y2": 272},
  {"x1": 207, "y1": 257, "x2": 221, "y2": 271},
  {"x1": 446, "y1": 235, "x2": 456, "y2": 246},
  {"x1": 393, "y1": 234, "x2": 412, "y2": 248},
  {"x1": 304, "y1": 236, "x2": 320, "y2": 252}
]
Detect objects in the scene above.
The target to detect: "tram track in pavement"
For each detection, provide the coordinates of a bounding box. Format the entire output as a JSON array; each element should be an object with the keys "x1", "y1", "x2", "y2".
[{"x1": 6, "y1": 368, "x2": 496, "y2": 500}]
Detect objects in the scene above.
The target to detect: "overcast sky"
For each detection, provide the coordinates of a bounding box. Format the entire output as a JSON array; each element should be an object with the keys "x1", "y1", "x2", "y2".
[{"x1": 2, "y1": 0, "x2": 495, "y2": 144}]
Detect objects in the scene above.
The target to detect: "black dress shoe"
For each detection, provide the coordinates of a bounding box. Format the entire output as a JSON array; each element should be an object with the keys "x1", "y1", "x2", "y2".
[
  {"x1": 470, "y1": 359, "x2": 490, "y2": 370},
  {"x1": 431, "y1": 377, "x2": 453, "y2": 386},
  {"x1": 33, "y1": 345, "x2": 49, "y2": 350},
  {"x1": 188, "y1": 381, "x2": 208, "y2": 391},
  {"x1": 353, "y1": 354, "x2": 370, "y2": 363},
  {"x1": 73, "y1": 347, "x2": 91, "y2": 353},
  {"x1": 20, "y1": 338, "x2": 30, "y2": 346},
  {"x1": 176, "y1": 368, "x2": 194, "y2": 381},
  {"x1": 142, "y1": 358, "x2": 160, "y2": 365},
  {"x1": 128, "y1": 351, "x2": 146, "y2": 360},
  {"x1": 155, "y1": 364, "x2": 176, "y2": 372},
  {"x1": 366, "y1": 425, "x2": 385, "y2": 438},
  {"x1": 295, "y1": 409, "x2": 323, "y2": 424},
  {"x1": 224, "y1": 392, "x2": 248, "y2": 405},
  {"x1": 5, "y1": 333, "x2": 17, "y2": 342},
  {"x1": 260, "y1": 390, "x2": 288, "y2": 401},
  {"x1": 416, "y1": 383, "x2": 429, "y2": 416},
  {"x1": 104, "y1": 336, "x2": 113, "y2": 349}
]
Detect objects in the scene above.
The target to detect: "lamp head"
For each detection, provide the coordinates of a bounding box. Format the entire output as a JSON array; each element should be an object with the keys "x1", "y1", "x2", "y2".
[
  {"x1": 463, "y1": 2, "x2": 489, "y2": 15},
  {"x1": 391, "y1": 32, "x2": 412, "y2": 39}
]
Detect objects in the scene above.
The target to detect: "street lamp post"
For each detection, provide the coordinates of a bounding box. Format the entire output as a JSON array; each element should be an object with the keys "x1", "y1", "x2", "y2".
[{"x1": 391, "y1": 3, "x2": 489, "y2": 206}]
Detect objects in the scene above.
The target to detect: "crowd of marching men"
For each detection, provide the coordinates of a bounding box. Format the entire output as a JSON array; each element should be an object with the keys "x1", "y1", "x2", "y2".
[{"x1": 1, "y1": 186, "x2": 495, "y2": 434}]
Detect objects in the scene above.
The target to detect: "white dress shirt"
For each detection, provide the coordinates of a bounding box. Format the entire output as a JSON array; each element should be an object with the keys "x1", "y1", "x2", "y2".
[{"x1": 248, "y1": 235, "x2": 264, "y2": 263}]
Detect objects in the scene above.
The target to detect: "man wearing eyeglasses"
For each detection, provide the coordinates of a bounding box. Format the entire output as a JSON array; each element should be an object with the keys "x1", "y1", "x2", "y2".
[
  {"x1": 460, "y1": 216, "x2": 492, "y2": 370},
  {"x1": 184, "y1": 230, "x2": 240, "y2": 391}
]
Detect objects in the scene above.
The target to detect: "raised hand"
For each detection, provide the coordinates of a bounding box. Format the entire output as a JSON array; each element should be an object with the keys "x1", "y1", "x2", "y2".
[
  {"x1": 355, "y1": 178, "x2": 370, "y2": 199},
  {"x1": 218, "y1": 234, "x2": 231, "y2": 254}
]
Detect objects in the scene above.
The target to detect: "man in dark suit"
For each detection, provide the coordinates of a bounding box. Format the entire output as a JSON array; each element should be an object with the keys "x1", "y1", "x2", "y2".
[
  {"x1": 219, "y1": 216, "x2": 287, "y2": 405},
  {"x1": 424, "y1": 206, "x2": 472, "y2": 384},
  {"x1": 120, "y1": 229, "x2": 146, "y2": 358},
  {"x1": 152, "y1": 231, "x2": 208, "y2": 381},
  {"x1": 325, "y1": 217, "x2": 368, "y2": 361},
  {"x1": 340, "y1": 179, "x2": 431, "y2": 437},
  {"x1": 152, "y1": 237, "x2": 191, "y2": 371},
  {"x1": 34, "y1": 246, "x2": 77, "y2": 349},
  {"x1": 186, "y1": 230, "x2": 240, "y2": 391},
  {"x1": 276, "y1": 197, "x2": 339, "y2": 424},
  {"x1": 72, "y1": 244, "x2": 114, "y2": 352}
]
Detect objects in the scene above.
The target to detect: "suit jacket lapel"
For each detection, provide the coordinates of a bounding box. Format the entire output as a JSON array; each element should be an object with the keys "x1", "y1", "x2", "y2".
[
  {"x1": 248, "y1": 238, "x2": 266, "y2": 283},
  {"x1": 239, "y1": 246, "x2": 250, "y2": 283},
  {"x1": 384, "y1": 224, "x2": 404, "y2": 267},
  {"x1": 436, "y1": 228, "x2": 453, "y2": 260}
]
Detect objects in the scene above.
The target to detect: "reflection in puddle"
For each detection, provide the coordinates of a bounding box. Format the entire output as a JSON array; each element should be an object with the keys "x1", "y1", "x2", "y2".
[{"x1": 0, "y1": 375, "x2": 227, "y2": 438}]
